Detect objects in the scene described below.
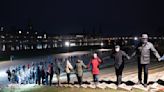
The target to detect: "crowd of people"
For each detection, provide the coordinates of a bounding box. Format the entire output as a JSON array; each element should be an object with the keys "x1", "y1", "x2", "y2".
[
  {"x1": 5, "y1": 52, "x2": 106, "y2": 86},
  {"x1": 5, "y1": 34, "x2": 164, "y2": 88}
]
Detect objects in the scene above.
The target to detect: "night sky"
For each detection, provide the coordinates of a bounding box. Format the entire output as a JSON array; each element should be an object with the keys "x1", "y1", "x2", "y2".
[{"x1": 1, "y1": 0, "x2": 164, "y2": 36}]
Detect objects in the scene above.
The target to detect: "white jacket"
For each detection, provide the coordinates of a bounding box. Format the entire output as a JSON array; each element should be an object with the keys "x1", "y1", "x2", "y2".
[{"x1": 65, "y1": 60, "x2": 73, "y2": 73}]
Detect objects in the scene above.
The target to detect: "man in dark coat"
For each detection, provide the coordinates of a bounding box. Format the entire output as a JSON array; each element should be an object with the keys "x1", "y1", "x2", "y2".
[
  {"x1": 36, "y1": 65, "x2": 41, "y2": 85},
  {"x1": 41, "y1": 65, "x2": 45, "y2": 85},
  {"x1": 111, "y1": 45, "x2": 130, "y2": 86}
]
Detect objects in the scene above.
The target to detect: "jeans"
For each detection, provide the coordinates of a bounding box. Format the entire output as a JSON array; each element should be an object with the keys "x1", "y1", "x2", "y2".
[
  {"x1": 138, "y1": 63, "x2": 148, "y2": 84},
  {"x1": 76, "y1": 74, "x2": 83, "y2": 85},
  {"x1": 93, "y1": 74, "x2": 99, "y2": 83},
  {"x1": 67, "y1": 73, "x2": 71, "y2": 84},
  {"x1": 115, "y1": 64, "x2": 124, "y2": 85}
]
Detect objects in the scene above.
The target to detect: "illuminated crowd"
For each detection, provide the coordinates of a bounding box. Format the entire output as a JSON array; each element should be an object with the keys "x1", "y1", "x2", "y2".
[{"x1": 6, "y1": 51, "x2": 110, "y2": 86}]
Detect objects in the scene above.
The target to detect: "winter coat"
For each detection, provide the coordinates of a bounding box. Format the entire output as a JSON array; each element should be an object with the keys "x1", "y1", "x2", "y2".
[
  {"x1": 74, "y1": 60, "x2": 87, "y2": 77},
  {"x1": 88, "y1": 57, "x2": 102, "y2": 75},
  {"x1": 65, "y1": 60, "x2": 73, "y2": 74}
]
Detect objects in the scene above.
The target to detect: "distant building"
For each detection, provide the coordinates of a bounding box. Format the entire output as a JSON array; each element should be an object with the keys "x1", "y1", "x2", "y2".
[{"x1": 0, "y1": 26, "x2": 163, "y2": 52}]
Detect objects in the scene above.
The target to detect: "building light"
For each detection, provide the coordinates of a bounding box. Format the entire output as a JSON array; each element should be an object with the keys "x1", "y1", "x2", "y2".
[
  {"x1": 43, "y1": 44, "x2": 48, "y2": 49},
  {"x1": 70, "y1": 43, "x2": 76, "y2": 46},
  {"x1": 19, "y1": 31, "x2": 22, "y2": 34},
  {"x1": 27, "y1": 31, "x2": 29, "y2": 34},
  {"x1": 16, "y1": 46, "x2": 19, "y2": 50},
  {"x1": 11, "y1": 46, "x2": 15, "y2": 51},
  {"x1": 44, "y1": 34, "x2": 47, "y2": 39},
  {"x1": 24, "y1": 45, "x2": 27, "y2": 50},
  {"x1": 35, "y1": 32, "x2": 38, "y2": 34},
  {"x1": 10, "y1": 36, "x2": 13, "y2": 38},
  {"x1": 37, "y1": 36, "x2": 42, "y2": 39},
  {"x1": 37, "y1": 44, "x2": 42, "y2": 49},
  {"x1": 100, "y1": 42, "x2": 104, "y2": 46},
  {"x1": 2, "y1": 45, "x2": 5, "y2": 51},
  {"x1": 31, "y1": 46, "x2": 34, "y2": 49},
  {"x1": 1, "y1": 35, "x2": 5, "y2": 38},
  {"x1": 153, "y1": 37, "x2": 157, "y2": 39},
  {"x1": 76, "y1": 35, "x2": 84, "y2": 38},
  {"x1": 134, "y1": 37, "x2": 138, "y2": 41},
  {"x1": 9, "y1": 40, "x2": 12, "y2": 42},
  {"x1": 1, "y1": 27, "x2": 4, "y2": 31},
  {"x1": 65, "y1": 41, "x2": 70, "y2": 47}
]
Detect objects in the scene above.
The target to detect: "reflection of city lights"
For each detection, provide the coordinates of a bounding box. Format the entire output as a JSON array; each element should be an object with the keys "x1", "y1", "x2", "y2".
[
  {"x1": 134, "y1": 37, "x2": 138, "y2": 40},
  {"x1": 65, "y1": 41, "x2": 70, "y2": 47}
]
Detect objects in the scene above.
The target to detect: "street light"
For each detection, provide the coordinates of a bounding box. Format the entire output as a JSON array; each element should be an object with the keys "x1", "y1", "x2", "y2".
[
  {"x1": 19, "y1": 31, "x2": 22, "y2": 34},
  {"x1": 65, "y1": 41, "x2": 70, "y2": 53},
  {"x1": 134, "y1": 37, "x2": 138, "y2": 41},
  {"x1": 65, "y1": 41, "x2": 70, "y2": 47},
  {"x1": 100, "y1": 42, "x2": 104, "y2": 46},
  {"x1": 134, "y1": 37, "x2": 139, "y2": 47}
]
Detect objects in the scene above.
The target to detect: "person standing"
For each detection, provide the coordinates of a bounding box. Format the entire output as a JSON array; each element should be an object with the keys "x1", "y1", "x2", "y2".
[
  {"x1": 11, "y1": 69, "x2": 16, "y2": 83},
  {"x1": 6, "y1": 68, "x2": 11, "y2": 82},
  {"x1": 74, "y1": 58, "x2": 87, "y2": 86},
  {"x1": 111, "y1": 45, "x2": 130, "y2": 86},
  {"x1": 41, "y1": 65, "x2": 45, "y2": 85},
  {"x1": 36, "y1": 64, "x2": 41, "y2": 85},
  {"x1": 48, "y1": 63, "x2": 54, "y2": 86},
  {"x1": 55, "y1": 58, "x2": 63, "y2": 86},
  {"x1": 132, "y1": 34, "x2": 161, "y2": 87},
  {"x1": 88, "y1": 53, "x2": 102, "y2": 86},
  {"x1": 65, "y1": 58, "x2": 73, "y2": 84}
]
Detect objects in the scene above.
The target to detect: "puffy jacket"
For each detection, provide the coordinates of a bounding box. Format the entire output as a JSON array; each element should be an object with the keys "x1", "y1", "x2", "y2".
[
  {"x1": 65, "y1": 60, "x2": 73, "y2": 73},
  {"x1": 88, "y1": 57, "x2": 102, "y2": 75}
]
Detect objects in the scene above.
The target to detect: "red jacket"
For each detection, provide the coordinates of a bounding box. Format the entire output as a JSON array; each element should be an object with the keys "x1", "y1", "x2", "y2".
[{"x1": 88, "y1": 57, "x2": 101, "y2": 75}]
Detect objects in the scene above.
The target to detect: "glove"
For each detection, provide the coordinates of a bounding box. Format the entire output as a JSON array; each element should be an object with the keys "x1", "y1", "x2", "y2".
[
  {"x1": 159, "y1": 55, "x2": 164, "y2": 61},
  {"x1": 158, "y1": 58, "x2": 161, "y2": 62}
]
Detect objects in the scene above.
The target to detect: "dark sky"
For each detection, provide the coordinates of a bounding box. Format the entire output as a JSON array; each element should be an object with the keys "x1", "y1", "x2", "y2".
[{"x1": 1, "y1": 0, "x2": 164, "y2": 36}]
